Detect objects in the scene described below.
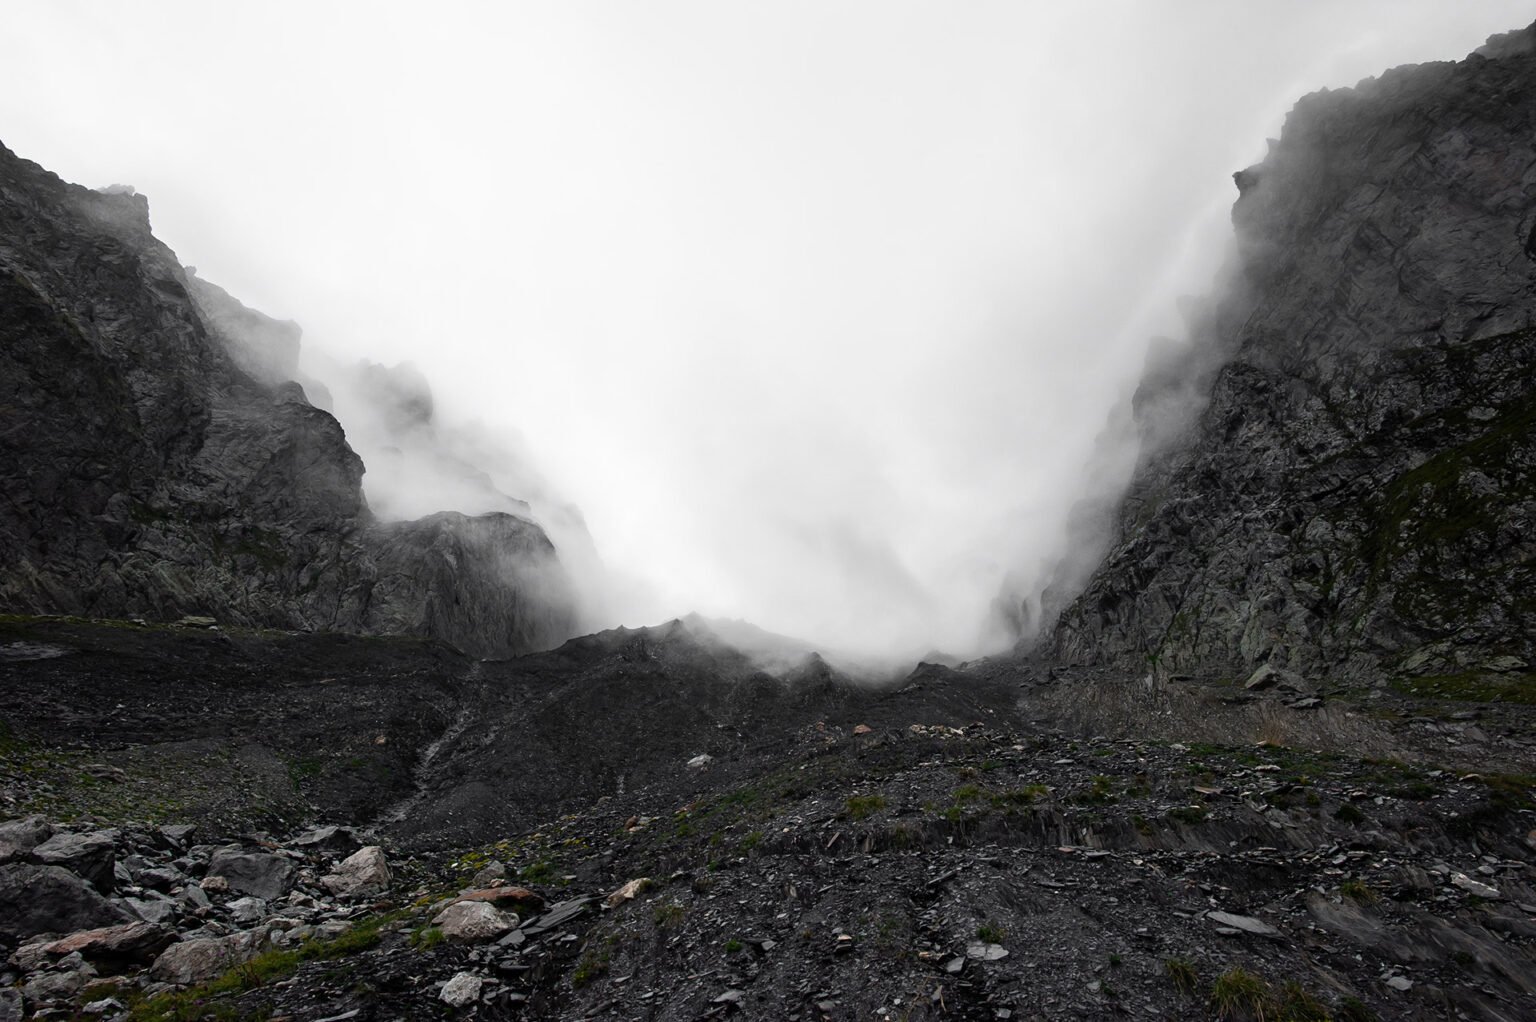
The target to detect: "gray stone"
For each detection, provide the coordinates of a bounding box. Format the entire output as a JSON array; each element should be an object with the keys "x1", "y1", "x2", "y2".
[
  {"x1": 1207, "y1": 911, "x2": 1279, "y2": 936},
  {"x1": 440, "y1": 971, "x2": 483, "y2": 1008},
  {"x1": 32, "y1": 830, "x2": 118, "y2": 893},
  {"x1": 432, "y1": 902, "x2": 514, "y2": 943},
  {"x1": 226, "y1": 896, "x2": 268, "y2": 925},
  {"x1": 0, "y1": 864, "x2": 131, "y2": 940},
  {"x1": 321, "y1": 845, "x2": 390, "y2": 899},
  {"x1": 125, "y1": 894, "x2": 179, "y2": 926},
  {"x1": 0, "y1": 815, "x2": 52, "y2": 863},
  {"x1": 0, "y1": 989, "x2": 20, "y2": 1022},
  {"x1": 206, "y1": 847, "x2": 296, "y2": 901},
  {"x1": 150, "y1": 931, "x2": 264, "y2": 985}
]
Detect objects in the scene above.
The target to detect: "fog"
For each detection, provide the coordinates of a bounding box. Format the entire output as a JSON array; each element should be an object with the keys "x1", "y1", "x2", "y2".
[{"x1": 3, "y1": 2, "x2": 1530, "y2": 657}]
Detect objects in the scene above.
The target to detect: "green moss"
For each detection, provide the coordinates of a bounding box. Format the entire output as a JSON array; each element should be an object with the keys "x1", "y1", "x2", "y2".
[
  {"x1": 1391, "y1": 671, "x2": 1536, "y2": 705},
  {"x1": 844, "y1": 794, "x2": 887, "y2": 820}
]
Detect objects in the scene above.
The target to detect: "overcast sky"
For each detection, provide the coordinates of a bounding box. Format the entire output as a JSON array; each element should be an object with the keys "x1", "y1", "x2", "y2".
[{"x1": 4, "y1": 2, "x2": 1531, "y2": 657}]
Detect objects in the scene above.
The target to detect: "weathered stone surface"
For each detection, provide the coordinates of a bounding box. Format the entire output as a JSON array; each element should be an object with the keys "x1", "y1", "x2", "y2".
[
  {"x1": 432, "y1": 901, "x2": 514, "y2": 943},
  {"x1": 451, "y1": 886, "x2": 543, "y2": 912},
  {"x1": 206, "y1": 847, "x2": 295, "y2": 901},
  {"x1": 149, "y1": 930, "x2": 264, "y2": 985},
  {"x1": 43, "y1": 921, "x2": 174, "y2": 965},
  {"x1": 0, "y1": 863, "x2": 131, "y2": 940},
  {"x1": 32, "y1": 830, "x2": 117, "y2": 892},
  {"x1": 1047, "y1": 34, "x2": 1536, "y2": 685},
  {"x1": 440, "y1": 970, "x2": 483, "y2": 1007},
  {"x1": 320, "y1": 845, "x2": 390, "y2": 899},
  {"x1": 0, "y1": 815, "x2": 52, "y2": 862}
]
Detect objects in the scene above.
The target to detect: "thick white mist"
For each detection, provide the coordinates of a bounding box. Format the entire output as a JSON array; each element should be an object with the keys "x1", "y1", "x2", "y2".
[{"x1": 2, "y1": 1, "x2": 1530, "y2": 657}]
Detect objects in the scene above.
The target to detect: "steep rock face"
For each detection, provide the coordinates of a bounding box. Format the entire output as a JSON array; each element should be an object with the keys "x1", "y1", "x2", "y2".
[
  {"x1": 0, "y1": 142, "x2": 573, "y2": 656},
  {"x1": 1050, "y1": 27, "x2": 1536, "y2": 684}
]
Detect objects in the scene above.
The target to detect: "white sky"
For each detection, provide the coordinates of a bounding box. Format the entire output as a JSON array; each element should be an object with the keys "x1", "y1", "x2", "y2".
[{"x1": 4, "y1": 1, "x2": 1531, "y2": 656}]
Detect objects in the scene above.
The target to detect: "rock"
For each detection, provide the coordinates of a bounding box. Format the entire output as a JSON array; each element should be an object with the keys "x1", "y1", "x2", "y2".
[
  {"x1": 1207, "y1": 911, "x2": 1279, "y2": 937},
  {"x1": 321, "y1": 845, "x2": 390, "y2": 898},
  {"x1": 1386, "y1": 975, "x2": 1413, "y2": 992},
  {"x1": 1451, "y1": 872, "x2": 1500, "y2": 899},
  {"x1": 0, "y1": 989, "x2": 20, "y2": 1022},
  {"x1": 440, "y1": 971, "x2": 483, "y2": 1007},
  {"x1": 200, "y1": 875, "x2": 230, "y2": 894},
  {"x1": 126, "y1": 895, "x2": 179, "y2": 926},
  {"x1": 226, "y1": 896, "x2": 268, "y2": 924},
  {"x1": 452, "y1": 886, "x2": 544, "y2": 912},
  {"x1": 287, "y1": 825, "x2": 363, "y2": 857},
  {"x1": 965, "y1": 942, "x2": 1008, "y2": 961},
  {"x1": 471, "y1": 861, "x2": 507, "y2": 887},
  {"x1": 0, "y1": 815, "x2": 52, "y2": 863},
  {"x1": 206, "y1": 847, "x2": 296, "y2": 900},
  {"x1": 687, "y1": 753, "x2": 714, "y2": 769},
  {"x1": 43, "y1": 921, "x2": 175, "y2": 966},
  {"x1": 433, "y1": 901, "x2": 515, "y2": 943},
  {"x1": 150, "y1": 930, "x2": 264, "y2": 985},
  {"x1": 1244, "y1": 665, "x2": 1281, "y2": 690},
  {"x1": 0, "y1": 140, "x2": 577, "y2": 659},
  {"x1": 852, "y1": 724, "x2": 873, "y2": 735},
  {"x1": 1046, "y1": 33, "x2": 1536, "y2": 684},
  {"x1": 32, "y1": 830, "x2": 117, "y2": 892},
  {"x1": 23, "y1": 962, "x2": 93, "y2": 1004},
  {"x1": 135, "y1": 866, "x2": 183, "y2": 892},
  {"x1": 158, "y1": 824, "x2": 196, "y2": 849},
  {"x1": 605, "y1": 877, "x2": 651, "y2": 908},
  {"x1": 0, "y1": 864, "x2": 131, "y2": 940}
]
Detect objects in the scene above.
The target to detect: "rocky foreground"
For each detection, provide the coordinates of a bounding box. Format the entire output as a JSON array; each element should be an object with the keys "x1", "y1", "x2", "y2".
[{"x1": 2, "y1": 616, "x2": 1534, "y2": 1021}]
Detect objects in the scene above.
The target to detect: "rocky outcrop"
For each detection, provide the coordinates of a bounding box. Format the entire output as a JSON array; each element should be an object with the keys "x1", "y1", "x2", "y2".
[
  {"x1": 0, "y1": 141, "x2": 575, "y2": 656},
  {"x1": 1049, "y1": 25, "x2": 1536, "y2": 685}
]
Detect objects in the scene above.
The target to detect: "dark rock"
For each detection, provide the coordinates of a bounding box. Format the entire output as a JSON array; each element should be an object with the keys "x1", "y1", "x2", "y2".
[
  {"x1": 42, "y1": 921, "x2": 175, "y2": 967},
  {"x1": 32, "y1": 829, "x2": 117, "y2": 892},
  {"x1": 0, "y1": 864, "x2": 131, "y2": 940},
  {"x1": 1047, "y1": 32, "x2": 1536, "y2": 684},
  {"x1": 206, "y1": 846, "x2": 296, "y2": 901},
  {"x1": 0, "y1": 815, "x2": 51, "y2": 863}
]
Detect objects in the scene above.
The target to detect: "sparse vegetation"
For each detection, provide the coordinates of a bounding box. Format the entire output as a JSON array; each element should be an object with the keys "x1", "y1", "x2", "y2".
[
  {"x1": 845, "y1": 794, "x2": 887, "y2": 820},
  {"x1": 1209, "y1": 967, "x2": 1269, "y2": 1020},
  {"x1": 1165, "y1": 957, "x2": 1199, "y2": 996},
  {"x1": 975, "y1": 921, "x2": 1006, "y2": 944}
]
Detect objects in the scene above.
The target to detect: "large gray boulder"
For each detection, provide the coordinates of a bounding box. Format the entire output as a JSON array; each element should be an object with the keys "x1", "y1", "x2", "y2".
[
  {"x1": 320, "y1": 845, "x2": 391, "y2": 899},
  {"x1": 0, "y1": 864, "x2": 131, "y2": 940},
  {"x1": 32, "y1": 830, "x2": 117, "y2": 892},
  {"x1": 205, "y1": 847, "x2": 295, "y2": 901},
  {"x1": 0, "y1": 815, "x2": 52, "y2": 863}
]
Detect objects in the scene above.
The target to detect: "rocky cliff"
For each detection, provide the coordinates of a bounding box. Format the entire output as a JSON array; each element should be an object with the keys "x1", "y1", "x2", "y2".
[
  {"x1": 0, "y1": 141, "x2": 574, "y2": 656},
  {"x1": 1049, "y1": 25, "x2": 1536, "y2": 687}
]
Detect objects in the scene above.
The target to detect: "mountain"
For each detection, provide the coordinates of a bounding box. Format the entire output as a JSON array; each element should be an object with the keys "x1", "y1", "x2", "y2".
[
  {"x1": 1047, "y1": 23, "x2": 1536, "y2": 690},
  {"x1": 0, "y1": 142, "x2": 576, "y2": 657},
  {"x1": 4, "y1": 21, "x2": 1536, "y2": 1022}
]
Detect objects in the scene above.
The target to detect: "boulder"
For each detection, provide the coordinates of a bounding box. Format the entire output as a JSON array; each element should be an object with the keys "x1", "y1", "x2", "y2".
[
  {"x1": 432, "y1": 901, "x2": 515, "y2": 943},
  {"x1": 321, "y1": 845, "x2": 390, "y2": 898},
  {"x1": 440, "y1": 971, "x2": 483, "y2": 1008},
  {"x1": 0, "y1": 988, "x2": 20, "y2": 1022},
  {"x1": 150, "y1": 930, "x2": 264, "y2": 985},
  {"x1": 0, "y1": 864, "x2": 131, "y2": 940},
  {"x1": 206, "y1": 846, "x2": 296, "y2": 901},
  {"x1": 287, "y1": 825, "x2": 362, "y2": 857},
  {"x1": 0, "y1": 815, "x2": 52, "y2": 863},
  {"x1": 605, "y1": 877, "x2": 652, "y2": 908},
  {"x1": 43, "y1": 921, "x2": 175, "y2": 967},
  {"x1": 226, "y1": 896, "x2": 268, "y2": 925},
  {"x1": 450, "y1": 886, "x2": 543, "y2": 912},
  {"x1": 32, "y1": 830, "x2": 118, "y2": 892}
]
